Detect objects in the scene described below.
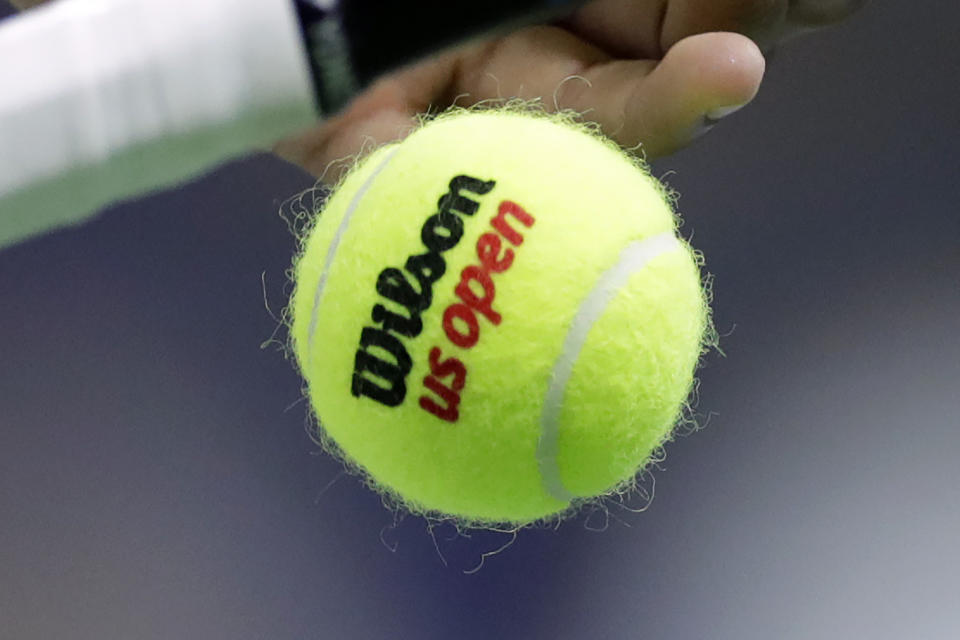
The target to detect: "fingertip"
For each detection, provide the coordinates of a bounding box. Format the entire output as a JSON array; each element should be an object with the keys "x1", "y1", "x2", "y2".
[
  {"x1": 636, "y1": 32, "x2": 766, "y2": 155},
  {"x1": 664, "y1": 32, "x2": 766, "y2": 113}
]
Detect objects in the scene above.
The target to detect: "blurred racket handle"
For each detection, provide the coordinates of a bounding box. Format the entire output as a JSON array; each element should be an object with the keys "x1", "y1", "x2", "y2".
[
  {"x1": 0, "y1": 0, "x2": 587, "y2": 249},
  {"x1": 302, "y1": 0, "x2": 590, "y2": 115}
]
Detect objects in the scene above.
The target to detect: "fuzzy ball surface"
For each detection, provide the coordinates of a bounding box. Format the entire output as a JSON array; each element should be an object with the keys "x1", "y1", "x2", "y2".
[{"x1": 290, "y1": 107, "x2": 709, "y2": 527}]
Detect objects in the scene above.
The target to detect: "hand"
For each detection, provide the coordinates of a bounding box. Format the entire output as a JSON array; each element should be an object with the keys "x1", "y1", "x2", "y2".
[
  {"x1": 10, "y1": 0, "x2": 864, "y2": 183},
  {"x1": 275, "y1": 0, "x2": 864, "y2": 183}
]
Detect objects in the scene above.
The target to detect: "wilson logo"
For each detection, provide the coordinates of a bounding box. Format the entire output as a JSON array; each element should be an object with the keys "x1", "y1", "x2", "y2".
[{"x1": 351, "y1": 174, "x2": 535, "y2": 423}]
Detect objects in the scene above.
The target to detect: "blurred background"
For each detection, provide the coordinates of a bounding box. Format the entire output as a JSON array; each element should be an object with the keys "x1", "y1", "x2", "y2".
[{"x1": 1, "y1": 1, "x2": 957, "y2": 638}]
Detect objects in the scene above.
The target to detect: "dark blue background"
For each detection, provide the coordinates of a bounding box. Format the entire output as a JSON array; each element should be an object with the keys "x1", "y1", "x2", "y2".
[{"x1": 2, "y1": 2, "x2": 958, "y2": 638}]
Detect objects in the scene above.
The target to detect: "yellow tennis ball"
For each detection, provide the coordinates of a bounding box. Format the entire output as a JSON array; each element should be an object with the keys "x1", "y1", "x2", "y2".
[{"x1": 289, "y1": 106, "x2": 710, "y2": 527}]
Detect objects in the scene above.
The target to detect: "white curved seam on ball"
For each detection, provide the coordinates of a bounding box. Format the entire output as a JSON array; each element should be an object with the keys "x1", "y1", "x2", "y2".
[
  {"x1": 307, "y1": 147, "x2": 402, "y2": 353},
  {"x1": 537, "y1": 231, "x2": 682, "y2": 503}
]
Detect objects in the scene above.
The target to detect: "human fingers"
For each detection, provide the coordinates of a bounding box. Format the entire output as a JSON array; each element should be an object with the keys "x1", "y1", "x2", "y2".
[
  {"x1": 276, "y1": 26, "x2": 764, "y2": 180},
  {"x1": 454, "y1": 26, "x2": 765, "y2": 158}
]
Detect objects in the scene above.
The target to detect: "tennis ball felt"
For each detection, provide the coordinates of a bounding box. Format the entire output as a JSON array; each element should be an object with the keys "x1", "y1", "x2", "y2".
[{"x1": 289, "y1": 106, "x2": 709, "y2": 527}]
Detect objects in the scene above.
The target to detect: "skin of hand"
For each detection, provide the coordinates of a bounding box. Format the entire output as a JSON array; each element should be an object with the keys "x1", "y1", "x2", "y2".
[
  {"x1": 277, "y1": 0, "x2": 865, "y2": 182},
  {"x1": 11, "y1": 0, "x2": 864, "y2": 183}
]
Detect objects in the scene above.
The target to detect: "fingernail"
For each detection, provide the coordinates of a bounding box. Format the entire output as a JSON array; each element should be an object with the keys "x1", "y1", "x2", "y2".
[
  {"x1": 705, "y1": 103, "x2": 747, "y2": 123},
  {"x1": 691, "y1": 103, "x2": 747, "y2": 141}
]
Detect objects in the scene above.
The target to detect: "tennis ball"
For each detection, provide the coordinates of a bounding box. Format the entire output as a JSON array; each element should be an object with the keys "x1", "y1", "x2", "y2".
[{"x1": 289, "y1": 106, "x2": 709, "y2": 527}]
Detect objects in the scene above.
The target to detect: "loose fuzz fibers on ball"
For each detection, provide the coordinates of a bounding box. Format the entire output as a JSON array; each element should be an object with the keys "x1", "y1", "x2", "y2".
[{"x1": 286, "y1": 101, "x2": 715, "y2": 529}]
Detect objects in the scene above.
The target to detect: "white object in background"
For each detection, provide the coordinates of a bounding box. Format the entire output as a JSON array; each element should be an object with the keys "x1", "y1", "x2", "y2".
[{"x1": 0, "y1": 0, "x2": 317, "y2": 249}]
